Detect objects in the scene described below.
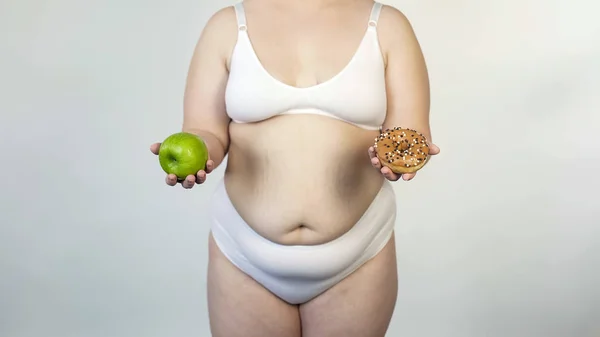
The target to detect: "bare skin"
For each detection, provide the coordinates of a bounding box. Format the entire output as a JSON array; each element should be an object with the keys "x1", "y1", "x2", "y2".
[{"x1": 150, "y1": 0, "x2": 440, "y2": 335}]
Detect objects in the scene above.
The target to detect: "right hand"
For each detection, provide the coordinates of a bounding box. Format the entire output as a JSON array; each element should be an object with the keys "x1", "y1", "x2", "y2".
[{"x1": 150, "y1": 142, "x2": 215, "y2": 189}]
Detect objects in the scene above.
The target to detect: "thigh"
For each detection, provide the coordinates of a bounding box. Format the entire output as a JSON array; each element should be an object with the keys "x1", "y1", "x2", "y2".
[
  {"x1": 207, "y1": 234, "x2": 302, "y2": 337},
  {"x1": 299, "y1": 234, "x2": 398, "y2": 337}
]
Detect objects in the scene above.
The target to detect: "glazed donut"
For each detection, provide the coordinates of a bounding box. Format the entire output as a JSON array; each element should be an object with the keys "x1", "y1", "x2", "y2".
[{"x1": 373, "y1": 127, "x2": 430, "y2": 174}]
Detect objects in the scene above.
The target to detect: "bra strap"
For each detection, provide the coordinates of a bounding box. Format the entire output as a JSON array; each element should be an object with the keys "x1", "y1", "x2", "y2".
[
  {"x1": 233, "y1": 3, "x2": 247, "y2": 30},
  {"x1": 368, "y1": 2, "x2": 383, "y2": 27}
]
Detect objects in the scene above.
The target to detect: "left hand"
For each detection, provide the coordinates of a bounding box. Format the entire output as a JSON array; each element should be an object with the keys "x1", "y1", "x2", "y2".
[{"x1": 368, "y1": 143, "x2": 440, "y2": 181}]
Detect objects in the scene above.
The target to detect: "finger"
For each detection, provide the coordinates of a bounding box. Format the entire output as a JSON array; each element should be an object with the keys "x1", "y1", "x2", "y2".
[
  {"x1": 150, "y1": 143, "x2": 161, "y2": 155},
  {"x1": 165, "y1": 174, "x2": 178, "y2": 186},
  {"x1": 182, "y1": 175, "x2": 196, "y2": 189},
  {"x1": 428, "y1": 143, "x2": 440, "y2": 155},
  {"x1": 402, "y1": 172, "x2": 416, "y2": 181},
  {"x1": 205, "y1": 160, "x2": 215, "y2": 174},
  {"x1": 196, "y1": 170, "x2": 207, "y2": 184},
  {"x1": 380, "y1": 166, "x2": 401, "y2": 181},
  {"x1": 371, "y1": 157, "x2": 382, "y2": 169},
  {"x1": 368, "y1": 146, "x2": 377, "y2": 159}
]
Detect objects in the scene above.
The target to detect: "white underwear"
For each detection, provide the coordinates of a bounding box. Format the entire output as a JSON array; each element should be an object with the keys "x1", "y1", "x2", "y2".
[{"x1": 209, "y1": 179, "x2": 397, "y2": 304}]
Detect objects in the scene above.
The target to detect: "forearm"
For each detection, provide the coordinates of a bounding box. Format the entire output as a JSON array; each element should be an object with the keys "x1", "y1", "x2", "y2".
[
  {"x1": 183, "y1": 128, "x2": 228, "y2": 168},
  {"x1": 383, "y1": 115, "x2": 432, "y2": 142}
]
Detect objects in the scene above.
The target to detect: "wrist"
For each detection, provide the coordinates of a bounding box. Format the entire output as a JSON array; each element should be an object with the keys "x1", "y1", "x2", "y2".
[{"x1": 184, "y1": 129, "x2": 227, "y2": 168}]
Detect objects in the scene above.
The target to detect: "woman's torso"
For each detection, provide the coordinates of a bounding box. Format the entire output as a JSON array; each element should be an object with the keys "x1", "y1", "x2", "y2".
[{"x1": 221, "y1": 0, "x2": 390, "y2": 245}]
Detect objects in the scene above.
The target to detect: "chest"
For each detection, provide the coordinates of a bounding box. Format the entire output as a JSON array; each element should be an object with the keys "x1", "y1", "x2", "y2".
[
  {"x1": 224, "y1": 2, "x2": 388, "y2": 129},
  {"x1": 241, "y1": 7, "x2": 373, "y2": 88}
]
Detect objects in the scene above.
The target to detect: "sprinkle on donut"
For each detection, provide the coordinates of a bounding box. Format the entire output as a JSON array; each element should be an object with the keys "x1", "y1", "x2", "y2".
[{"x1": 373, "y1": 127, "x2": 430, "y2": 174}]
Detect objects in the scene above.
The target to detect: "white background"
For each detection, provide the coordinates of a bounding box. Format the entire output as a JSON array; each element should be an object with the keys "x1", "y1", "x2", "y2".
[{"x1": 1, "y1": 0, "x2": 599, "y2": 336}]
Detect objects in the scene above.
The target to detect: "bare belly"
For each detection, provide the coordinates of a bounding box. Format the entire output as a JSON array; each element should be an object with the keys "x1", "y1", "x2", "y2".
[{"x1": 224, "y1": 114, "x2": 385, "y2": 245}]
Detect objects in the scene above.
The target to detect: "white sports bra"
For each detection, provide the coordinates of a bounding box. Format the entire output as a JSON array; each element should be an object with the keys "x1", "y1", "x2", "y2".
[{"x1": 225, "y1": 2, "x2": 387, "y2": 130}]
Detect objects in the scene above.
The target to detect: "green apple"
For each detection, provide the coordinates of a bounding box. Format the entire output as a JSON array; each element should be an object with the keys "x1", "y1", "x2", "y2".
[{"x1": 158, "y1": 132, "x2": 209, "y2": 179}]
